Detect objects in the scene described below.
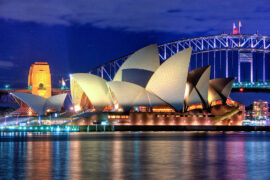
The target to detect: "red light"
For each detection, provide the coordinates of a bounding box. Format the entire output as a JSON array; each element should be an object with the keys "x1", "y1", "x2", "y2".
[
  {"x1": 239, "y1": 88, "x2": 244, "y2": 92},
  {"x1": 233, "y1": 29, "x2": 239, "y2": 35}
]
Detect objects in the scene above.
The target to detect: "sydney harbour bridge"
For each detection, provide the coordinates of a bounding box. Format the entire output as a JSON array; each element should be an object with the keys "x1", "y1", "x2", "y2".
[
  {"x1": 1, "y1": 33, "x2": 270, "y2": 104},
  {"x1": 89, "y1": 34, "x2": 270, "y2": 89}
]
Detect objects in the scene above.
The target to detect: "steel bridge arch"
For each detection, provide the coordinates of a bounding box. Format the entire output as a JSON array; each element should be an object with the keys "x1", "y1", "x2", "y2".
[{"x1": 89, "y1": 34, "x2": 270, "y2": 84}]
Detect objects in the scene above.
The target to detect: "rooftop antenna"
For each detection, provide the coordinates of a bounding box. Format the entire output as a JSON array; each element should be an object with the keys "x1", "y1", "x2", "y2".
[
  {"x1": 233, "y1": 22, "x2": 239, "y2": 35},
  {"x1": 239, "y1": 21, "x2": 242, "y2": 34}
]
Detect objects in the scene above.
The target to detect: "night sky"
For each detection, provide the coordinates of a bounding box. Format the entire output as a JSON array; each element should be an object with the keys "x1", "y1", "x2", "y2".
[{"x1": 0, "y1": 0, "x2": 269, "y2": 88}]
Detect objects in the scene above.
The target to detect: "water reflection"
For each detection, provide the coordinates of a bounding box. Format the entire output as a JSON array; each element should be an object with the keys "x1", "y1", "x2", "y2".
[
  {"x1": 0, "y1": 133, "x2": 27, "y2": 179},
  {"x1": 112, "y1": 139, "x2": 124, "y2": 180},
  {"x1": 69, "y1": 140, "x2": 81, "y2": 179},
  {"x1": 1, "y1": 132, "x2": 270, "y2": 179},
  {"x1": 26, "y1": 140, "x2": 51, "y2": 179}
]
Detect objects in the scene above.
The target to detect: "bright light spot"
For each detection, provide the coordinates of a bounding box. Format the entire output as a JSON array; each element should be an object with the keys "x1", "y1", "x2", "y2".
[
  {"x1": 184, "y1": 83, "x2": 190, "y2": 98},
  {"x1": 114, "y1": 104, "x2": 119, "y2": 110},
  {"x1": 4, "y1": 84, "x2": 9, "y2": 89},
  {"x1": 74, "y1": 105, "x2": 81, "y2": 112},
  {"x1": 62, "y1": 78, "x2": 66, "y2": 86},
  {"x1": 101, "y1": 121, "x2": 108, "y2": 125},
  {"x1": 118, "y1": 108, "x2": 123, "y2": 112}
]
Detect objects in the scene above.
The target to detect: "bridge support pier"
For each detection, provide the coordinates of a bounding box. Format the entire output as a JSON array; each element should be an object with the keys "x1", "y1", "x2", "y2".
[
  {"x1": 226, "y1": 50, "x2": 228, "y2": 78},
  {"x1": 263, "y1": 52, "x2": 266, "y2": 83},
  {"x1": 238, "y1": 51, "x2": 241, "y2": 82},
  {"x1": 214, "y1": 51, "x2": 216, "y2": 79},
  {"x1": 251, "y1": 56, "x2": 254, "y2": 83}
]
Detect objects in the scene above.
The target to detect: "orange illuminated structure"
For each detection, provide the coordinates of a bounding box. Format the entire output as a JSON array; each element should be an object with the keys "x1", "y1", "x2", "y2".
[
  {"x1": 28, "y1": 62, "x2": 52, "y2": 98},
  {"x1": 152, "y1": 105, "x2": 175, "y2": 112},
  {"x1": 67, "y1": 104, "x2": 244, "y2": 126}
]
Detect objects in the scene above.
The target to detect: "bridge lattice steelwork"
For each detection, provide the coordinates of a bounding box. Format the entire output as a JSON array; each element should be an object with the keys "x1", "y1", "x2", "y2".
[{"x1": 89, "y1": 34, "x2": 270, "y2": 84}]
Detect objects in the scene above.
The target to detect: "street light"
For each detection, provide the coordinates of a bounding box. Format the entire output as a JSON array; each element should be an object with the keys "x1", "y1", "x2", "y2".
[
  {"x1": 28, "y1": 111, "x2": 32, "y2": 124},
  {"x1": 4, "y1": 84, "x2": 10, "y2": 90},
  {"x1": 4, "y1": 115, "x2": 8, "y2": 126}
]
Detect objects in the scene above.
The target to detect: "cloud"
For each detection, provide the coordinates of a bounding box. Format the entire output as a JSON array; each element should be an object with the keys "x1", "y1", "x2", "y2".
[
  {"x1": 0, "y1": 61, "x2": 14, "y2": 69},
  {"x1": 0, "y1": 0, "x2": 270, "y2": 34}
]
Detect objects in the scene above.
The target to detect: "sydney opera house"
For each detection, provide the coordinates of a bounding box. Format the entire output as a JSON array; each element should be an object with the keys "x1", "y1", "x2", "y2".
[
  {"x1": 11, "y1": 93, "x2": 67, "y2": 116},
  {"x1": 8, "y1": 62, "x2": 67, "y2": 117},
  {"x1": 68, "y1": 45, "x2": 244, "y2": 126}
]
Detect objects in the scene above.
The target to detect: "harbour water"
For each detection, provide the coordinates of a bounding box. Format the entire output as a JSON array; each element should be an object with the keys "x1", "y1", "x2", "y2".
[{"x1": 0, "y1": 132, "x2": 270, "y2": 180}]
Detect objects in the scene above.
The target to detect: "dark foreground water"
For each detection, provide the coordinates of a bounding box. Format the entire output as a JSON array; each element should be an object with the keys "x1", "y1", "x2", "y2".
[{"x1": 0, "y1": 132, "x2": 270, "y2": 180}]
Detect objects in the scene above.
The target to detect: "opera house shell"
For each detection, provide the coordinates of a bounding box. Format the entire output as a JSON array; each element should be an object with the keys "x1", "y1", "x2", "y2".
[
  {"x1": 69, "y1": 45, "x2": 244, "y2": 126},
  {"x1": 11, "y1": 93, "x2": 67, "y2": 116}
]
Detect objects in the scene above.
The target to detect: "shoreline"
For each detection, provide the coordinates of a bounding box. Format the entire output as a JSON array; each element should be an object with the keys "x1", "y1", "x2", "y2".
[{"x1": 1, "y1": 125, "x2": 270, "y2": 132}]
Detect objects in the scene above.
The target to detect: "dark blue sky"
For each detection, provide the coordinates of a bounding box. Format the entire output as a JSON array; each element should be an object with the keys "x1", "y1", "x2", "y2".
[{"x1": 0, "y1": 0, "x2": 269, "y2": 88}]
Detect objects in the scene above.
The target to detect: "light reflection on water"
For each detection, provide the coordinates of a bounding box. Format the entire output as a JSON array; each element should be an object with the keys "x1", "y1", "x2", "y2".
[{"x1": 1, "y1": 132, "x2": 270, "y2": 179}]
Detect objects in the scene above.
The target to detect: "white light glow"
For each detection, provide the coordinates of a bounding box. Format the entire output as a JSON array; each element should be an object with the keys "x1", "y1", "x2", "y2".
[{"x1": 74, "y1": 105, "x2": 81, "y2": 112}]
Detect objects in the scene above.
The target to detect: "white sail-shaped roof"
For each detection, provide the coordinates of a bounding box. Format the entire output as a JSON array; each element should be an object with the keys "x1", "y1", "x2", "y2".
[
  {"x1": 186, "y1": 87, "x2": 202, "y2": 106},
  {"x1": 11, "y1": 93, "x2": 67, "y2": 115},
  {"x1": 45, "y1": 93, "x2": 67, "y2": 112},
  {"x1": 208, "y1": 78, "x2": 234, "y2": 105},
  {"x1": 146, "y1": 48, "x2": 192, "y2": 112},
  {"x1": 107, "y1": 81, "x2": 166, "y2": 110},
  {"x1": 12, "y1": 92, "x2": 47, "y2": 115},
  {"x1": 196, "y1": 66, "x2": 210, "y2": 105},
  {"x1": 113, "y1": 44, "x2": 160, "y2": 81},
  {"x1": 70, "y1": 73, "x2": 112, "y2": 111},
  {"x1": 185, "y1": 66, "x2": 210, "y2": 108},
  {"x1": 70, "y1": 76, "x2": 85, "y2": 107},
  {"x1": 222, "y1": 79, "x2": 234, "y2": 98}
]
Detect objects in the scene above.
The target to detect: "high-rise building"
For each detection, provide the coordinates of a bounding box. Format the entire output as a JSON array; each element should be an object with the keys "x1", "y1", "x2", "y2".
[
  {"x1": 252, "y1": 100, "x2": 269, "y2": 120},
  {"x1": 28, "y1": 62, "x2": 51, "y2": 98}
]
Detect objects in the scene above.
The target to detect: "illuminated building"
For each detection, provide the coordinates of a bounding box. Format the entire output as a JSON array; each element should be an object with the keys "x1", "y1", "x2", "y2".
[
  {"x1": 252, "y1": 100, "x2": 268, "y2": 120},
  {"x1": 11, "y1": 93, "x2": 67, "y2": 116},
  {"x1": 69, "y1": 45, "x2": 243, "y2": 125},
  {"x1": 5, "y1": 62, "x2": 69, "y2": 118},
  {"x1": 243, "y1": 100, "x2": 269, "y2": 126},
  {"x1": 185, "y1": 66, "x2": 210, "y2": 110},
  {"x1": 28, "y1": 62, "x2": 52, "y2": 98}
]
